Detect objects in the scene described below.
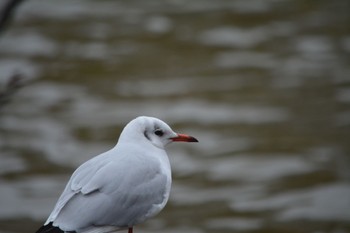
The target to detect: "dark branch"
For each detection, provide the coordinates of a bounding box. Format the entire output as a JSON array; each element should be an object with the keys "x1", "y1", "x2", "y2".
[
  {"x1": 0, "y1": 73, "x2": 25, "y2": 110},
  {"x1": 0, "y1": 0, "x2": 25, "y2": 34}
]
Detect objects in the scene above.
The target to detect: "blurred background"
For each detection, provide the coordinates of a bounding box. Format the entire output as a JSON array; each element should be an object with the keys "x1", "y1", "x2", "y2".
[{"x1": 0, "y1": 0, "x2": 350, "y2": 232}]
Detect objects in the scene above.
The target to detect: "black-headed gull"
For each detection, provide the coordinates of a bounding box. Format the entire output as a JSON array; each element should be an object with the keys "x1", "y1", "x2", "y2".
[{"x1": 35, "y1": 116, "x2": 198, "y2": 233}]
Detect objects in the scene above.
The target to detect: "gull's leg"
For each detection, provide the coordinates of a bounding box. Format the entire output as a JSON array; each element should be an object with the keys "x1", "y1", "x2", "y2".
[{"x1": 128, "y1": 227, "x2": 133, "y2": 233}]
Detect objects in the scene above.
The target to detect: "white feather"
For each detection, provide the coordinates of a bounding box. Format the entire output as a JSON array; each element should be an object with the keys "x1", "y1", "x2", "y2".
[{"x1": 44, "y1": 117, "x2": 174, "y2": 233}]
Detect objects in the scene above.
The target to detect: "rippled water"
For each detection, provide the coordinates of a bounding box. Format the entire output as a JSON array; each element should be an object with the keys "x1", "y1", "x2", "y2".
[{"x1": 1, "y1": 0, "x2": 350, "y2": 232}]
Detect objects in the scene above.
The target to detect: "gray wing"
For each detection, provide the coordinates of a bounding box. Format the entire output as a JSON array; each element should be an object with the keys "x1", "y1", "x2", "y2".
[
  {"x1": 47, "y1": 151, "x2": 167, "y2": 232},
  {"x1": 45, "y1": 152, "x2": 112, "y2": 225}
]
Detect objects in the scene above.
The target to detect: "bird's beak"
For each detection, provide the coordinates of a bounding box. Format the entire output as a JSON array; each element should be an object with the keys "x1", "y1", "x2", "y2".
[{"x1": 171, "y1": 133, "x2": 198, "y2": 142}]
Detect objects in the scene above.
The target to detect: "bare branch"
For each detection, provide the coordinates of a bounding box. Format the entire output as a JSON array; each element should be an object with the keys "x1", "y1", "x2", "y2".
[
  {"x1": 0, "y1": 73, "x2": 25, "y2": 110},
  {"x1": 0, "y1": 0, "x2": 25, "y2": 34}
]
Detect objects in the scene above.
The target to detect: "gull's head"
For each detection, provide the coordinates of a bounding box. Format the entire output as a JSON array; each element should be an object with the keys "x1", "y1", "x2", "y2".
[{"x1": 119, "y1": 116, "x2": 198, "y2": 149}]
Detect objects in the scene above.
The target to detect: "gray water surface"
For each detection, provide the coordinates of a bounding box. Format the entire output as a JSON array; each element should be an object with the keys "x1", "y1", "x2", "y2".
[{"x1": 0, "y1": 0, "x2": 350, "y2": 233}]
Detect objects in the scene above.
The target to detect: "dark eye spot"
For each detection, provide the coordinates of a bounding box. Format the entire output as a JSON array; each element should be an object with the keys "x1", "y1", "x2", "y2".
[
  {"x1": 144, "y1": 131, "x2": 150, "y2": 140},
  {"x1": 154, "y1": 129, "x2": 164, "y2": 137}
]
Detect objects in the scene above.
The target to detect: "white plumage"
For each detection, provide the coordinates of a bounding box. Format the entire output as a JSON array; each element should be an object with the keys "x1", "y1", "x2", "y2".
[{"x1": 36, "y1": 116, "x2": 198, "y2": 233}]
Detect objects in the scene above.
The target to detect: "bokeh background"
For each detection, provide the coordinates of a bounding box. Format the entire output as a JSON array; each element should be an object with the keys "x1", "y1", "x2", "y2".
[{"x1": 1, "y1": 0, "x2": 350, "y2": 233}]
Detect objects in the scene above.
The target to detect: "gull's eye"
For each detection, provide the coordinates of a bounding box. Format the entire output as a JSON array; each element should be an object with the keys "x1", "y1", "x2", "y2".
[{"x1": 154, "y1": 129, "x2": 164, "y2": 137}]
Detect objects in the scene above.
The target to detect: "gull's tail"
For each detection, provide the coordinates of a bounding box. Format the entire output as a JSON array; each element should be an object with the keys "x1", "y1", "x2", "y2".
[{"x1": 35, "y1": 222, "x2": 69, "y2": 233}]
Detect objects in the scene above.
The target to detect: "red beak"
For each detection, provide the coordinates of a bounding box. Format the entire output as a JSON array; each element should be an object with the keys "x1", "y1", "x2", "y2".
[{"x1": 171, "y1": 133, "x2": 198, "y2": 142}]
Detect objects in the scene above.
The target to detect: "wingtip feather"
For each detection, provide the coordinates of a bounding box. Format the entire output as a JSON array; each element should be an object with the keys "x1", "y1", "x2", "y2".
[{"x1": 36, "y1": 222, "x2": 71, "y2": 233}]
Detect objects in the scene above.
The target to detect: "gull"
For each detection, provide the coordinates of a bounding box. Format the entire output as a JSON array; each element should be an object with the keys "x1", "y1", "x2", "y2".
[{"x1": 35, "y1": 116, "x2": 198, "y2": 233}]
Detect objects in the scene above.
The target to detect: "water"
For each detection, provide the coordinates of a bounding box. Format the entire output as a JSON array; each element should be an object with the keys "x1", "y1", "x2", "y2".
[{"x1": 0, "y1": 0, "x2": 350, "y2": 232}]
